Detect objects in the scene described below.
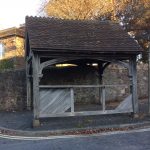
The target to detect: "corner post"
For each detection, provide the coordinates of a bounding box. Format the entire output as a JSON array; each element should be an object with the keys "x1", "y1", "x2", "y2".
[
  {"x1": 26, "y1": 59, "x2": 32, "y2": 110},
  {"x1": 148, "y1": 44, "x2": 150, "y2": 114},
  {"x1": 130, "y1": 56, "x2": 139, "y2": 117},
  {"x1": 32, "y1": 53, "x2": 40, "y2": 127}
]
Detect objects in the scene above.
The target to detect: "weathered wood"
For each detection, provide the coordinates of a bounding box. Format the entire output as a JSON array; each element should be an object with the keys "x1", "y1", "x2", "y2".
[
  {"x1": 32, "y1": 54, "x2": 40, "y2": 119},
  {"x1": 39, "y1": 57, "x2": 130, "y2": 75},
  {"x1": 70, "y1": 88, "x2": 74, "y2": 113},
  {"x1": 98, "y1": 63, "x2": 103, "y2": 104},
  {"x1": 148, "y1": 44, "x2": 150, "y2": 114},
  {"x1": 25, "y1": 17, "x2": 142, "y2": 120},
  {"x1": 26, "y1": 59, "x2": 29, "y2": 109},
  {"x1": 40, "y1": 54, "x2": 136, "y2": 60},
  {"x1": 115, "y1": 94, "x2": 133, "y2": 112},
  {"x1": 26, "y1": 77, "x2": 32, "y2": 110},
  {"x1": 39, "y1": 110, "x2": 133, "y2": 118},
  {"x1": 102, "y1": 62, "x2": 111, "y2": 73},
  {"x1": 112, "y1": 60, "x2": 129, "y2": 69},
  {"x1": 102, "y1": 87, "x2": 106, "y2": 111},
  {"x1": 39, "y1": 57, "x2": 79, "y2": 74},
  {"x1": 99, "y1": 87, "x2": 102, "y2": 105},
  {"x1": 26, "y1": 58, "x2": 32, "y2": 110},
  {"x1": 39, "y1": 89, "x2": 71, "y2": 116},
  {"x1": 130, "y1": 57, "x2": 139, "y2": 114},
  {"x1": 39, "y1": 84, "x2": 128, "y2": 88}
]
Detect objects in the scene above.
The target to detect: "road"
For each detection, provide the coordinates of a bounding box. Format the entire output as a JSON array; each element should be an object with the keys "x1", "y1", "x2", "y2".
[{"x1": 0, "y1": 129, "x2": 150, "y2": 150}]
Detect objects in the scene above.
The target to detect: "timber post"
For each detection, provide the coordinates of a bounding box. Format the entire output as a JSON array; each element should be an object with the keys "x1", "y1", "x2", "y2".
[
  {"x1": 26, "y1": 59, "x2": 32, "y2": 110},
  {"x1": 98, "y1": 63, "x2": 103, "y2": 104},
  {"x1": 130, "y1": 56, "x2": 139, "y2": 118},
  {"x1": 32, "y1": 53, "x2": 40, "y2": 127},
  {"x1": 148, "y1": 44, "x2": 150, "y2": 114}
]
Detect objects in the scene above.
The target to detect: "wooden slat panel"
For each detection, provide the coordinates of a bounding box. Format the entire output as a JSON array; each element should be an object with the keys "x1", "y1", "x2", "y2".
[
  {"x1": 102, "y1": 87, "x2": 106, "y2": 111},
  {"x1": 115, "y1": 94, "x2": 133, "y2": 112},
  {"x1": 39, "y1": 89, "x2": 71, "y2": 116}
]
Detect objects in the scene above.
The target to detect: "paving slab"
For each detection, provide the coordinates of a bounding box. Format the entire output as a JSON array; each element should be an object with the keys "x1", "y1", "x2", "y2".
[{"x1": 0, "y1": 98, "x2": 149, "y2": 136}]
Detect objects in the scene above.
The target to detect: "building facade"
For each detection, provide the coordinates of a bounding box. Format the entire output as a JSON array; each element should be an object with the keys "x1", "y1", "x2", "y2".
[{"x1": 0, "y1": 26, "x2": 25, "y2": 69}]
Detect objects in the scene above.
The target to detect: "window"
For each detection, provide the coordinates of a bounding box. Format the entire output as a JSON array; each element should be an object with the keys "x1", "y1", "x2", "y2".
[{"x1": 0, "y1": 43, "x2": 4, "y2": 59}]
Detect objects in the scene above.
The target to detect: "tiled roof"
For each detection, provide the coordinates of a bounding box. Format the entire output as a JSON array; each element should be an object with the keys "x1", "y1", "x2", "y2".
[{"x1": 25, "y1": 16, "x2": 142, "y2": 55}]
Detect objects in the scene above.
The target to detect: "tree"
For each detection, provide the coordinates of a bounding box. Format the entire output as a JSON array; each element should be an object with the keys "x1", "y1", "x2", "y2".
[
  {"x1": 115, "y1": 0, "x2": 150, "y2": 62},
  {"x1": 43, "y1": 0, "x2": 113, "y2": 20},
  {"x1": 116, "y1": 0, "x2": 150, "y2": 29},
  {"x1": 41, "y1": 0, "x2": 150, "y2": 61}
]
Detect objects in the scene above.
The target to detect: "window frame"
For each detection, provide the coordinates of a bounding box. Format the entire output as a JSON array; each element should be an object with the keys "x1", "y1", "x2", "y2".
[{"x1": 0, "y1": 43, "x2": 4, "y2": 59}]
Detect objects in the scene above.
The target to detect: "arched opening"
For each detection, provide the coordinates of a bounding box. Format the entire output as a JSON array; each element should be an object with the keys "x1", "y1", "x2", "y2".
[
  {"x1": 36, "y1": 57, "x2": 132, "y2": 115},
  {"x1": 39, "y1": 59, "x2": 103, "y2": 113}
]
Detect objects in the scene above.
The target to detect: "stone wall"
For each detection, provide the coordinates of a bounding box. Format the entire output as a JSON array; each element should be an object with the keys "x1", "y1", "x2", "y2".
[
  {"x1": 103, "y1": 63, "x2": 148, "y2": 101},
  {"x1": 0, "y1": 69, "x2": 26, "y2": 111},
  {"x1": 0, "y1": 63, "x2": 148, "y2": 111},
  {"x1": 40, "y1": 66, "x2": 100, "y2": 104},
  {"x1": 137, "y1": 63, "x2": 148, "y2": 98}
]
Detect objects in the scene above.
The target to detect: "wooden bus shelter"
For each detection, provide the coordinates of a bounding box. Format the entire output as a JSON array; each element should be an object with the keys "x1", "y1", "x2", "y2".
[{"x1": 25, "y1": 17, "x2": 142, "y2": 126}]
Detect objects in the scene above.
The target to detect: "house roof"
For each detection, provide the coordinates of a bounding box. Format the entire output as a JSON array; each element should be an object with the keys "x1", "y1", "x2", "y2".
[
  {"x1": 25, "y1": 16, "x2": 142, "y2": 57},
  {"x1": 0, "y1": 27, "x2": 25, "y2": 39}
]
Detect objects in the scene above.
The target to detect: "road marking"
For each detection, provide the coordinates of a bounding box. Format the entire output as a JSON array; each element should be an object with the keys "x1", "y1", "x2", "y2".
[{"x1": 0, "y1": 127, "x2": 150, "y2": 141}]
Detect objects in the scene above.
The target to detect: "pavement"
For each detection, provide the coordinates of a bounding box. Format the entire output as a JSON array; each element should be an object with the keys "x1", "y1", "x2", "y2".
[
  {"x1": 0, "y1": 98, "x2": 150, "y2": 137},
  {"x1": 0, "y1": 128, "x2": 150, "y2": 150}
]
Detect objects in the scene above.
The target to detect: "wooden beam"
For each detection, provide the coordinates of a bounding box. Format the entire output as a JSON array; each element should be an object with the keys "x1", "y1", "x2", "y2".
[
  {"x1": 148, "y1": 44, "x2": 150, "y2": 114},
  {"x1": 26, "y1": 58, "x2": 32, "y2": 110},
  {"x1": 102, "y1": 62, "x2": 111, "y2": 73},
  {"x1": 39, "y1": 57, "x2": 130, "y2": 75},
  {"x1": 130, "y1": 57, "x2": 139, "y2": 116},
  {"x1": 39, "y1": 57, "x2": 78, "y2": 74},
  {"x1": 98, "y1": 63, "x2": 104, "y2": 104},
  {"x1": 39, "y1": 84, "x2": 128, "y2": 88},
  {"x1": 102, "y1": 87, "x2": 106, "y2": 111},
  {"x1": 39, "y1": 110, "x2": 133, "y2": 118},
  {"x1": 26, "y1": 77, "x2": 32, "y2": 110},
  {"x1": 32, "y1": 53, "x2": 40, "y2": 119},
  {"x1": 70, "y1": 88, "x2": 74, "y2": 113}
]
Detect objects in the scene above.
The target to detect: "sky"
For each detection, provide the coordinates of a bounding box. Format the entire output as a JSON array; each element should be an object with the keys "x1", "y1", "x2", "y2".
[{"x1": 0, "y1": 0, "x2": 42, "y2": 29}]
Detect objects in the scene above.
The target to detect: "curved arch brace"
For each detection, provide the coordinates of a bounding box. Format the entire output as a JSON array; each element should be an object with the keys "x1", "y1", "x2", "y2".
[
  {"x1": 39, "y1": 57, "x2": 81, "y2": 74},
  {"x1": 102, "y1": 60, "x2": 129, "y2": 73},
  {"x1": 39, "y1": 57, "x2": 130, "y2": 75}
]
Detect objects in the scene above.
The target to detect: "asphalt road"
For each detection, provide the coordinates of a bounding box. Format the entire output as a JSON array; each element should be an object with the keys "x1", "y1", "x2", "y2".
[{"x1": 0, "y1": 129, "x2": 150, "y2": 150}]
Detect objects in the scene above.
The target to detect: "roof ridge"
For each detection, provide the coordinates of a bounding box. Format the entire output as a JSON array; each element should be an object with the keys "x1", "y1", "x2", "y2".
[{"x1": 25, "y1": 16, "x2": 118, "y2": 24}]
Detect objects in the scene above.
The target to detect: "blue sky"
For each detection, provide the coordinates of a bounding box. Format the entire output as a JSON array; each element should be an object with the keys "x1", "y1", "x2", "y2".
[{"x1": 0, "y1": 0, "x2": 42, "y2": 29}]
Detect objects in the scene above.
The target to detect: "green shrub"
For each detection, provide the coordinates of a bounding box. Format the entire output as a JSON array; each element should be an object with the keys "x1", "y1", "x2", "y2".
[{"x1": 0, "y1": 58, "x2": 14, "y2": 71}]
